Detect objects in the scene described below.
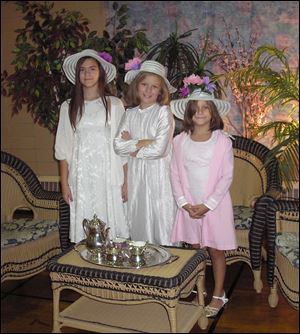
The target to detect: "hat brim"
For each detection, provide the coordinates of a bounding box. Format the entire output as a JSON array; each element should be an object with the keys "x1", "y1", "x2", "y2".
[
  {"x1": 63, "y1": 49, "x2": 116, "y2": 85},
  {"x1": 124, "y1": 70, "x2": 177, "y2": 94},
  {"x1": 170, "y1": 95, "x2": 231, "y2": 120}
]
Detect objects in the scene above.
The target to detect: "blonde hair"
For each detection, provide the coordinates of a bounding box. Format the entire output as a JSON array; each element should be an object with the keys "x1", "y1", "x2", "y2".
[{"x1": 124, "y1": 72, "x2": 170, "y2": 107}]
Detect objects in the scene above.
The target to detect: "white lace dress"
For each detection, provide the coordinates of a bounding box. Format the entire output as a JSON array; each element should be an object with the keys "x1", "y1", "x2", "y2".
[{"x1": 55, "y1": 97, "x2": 129, "y2": 243}]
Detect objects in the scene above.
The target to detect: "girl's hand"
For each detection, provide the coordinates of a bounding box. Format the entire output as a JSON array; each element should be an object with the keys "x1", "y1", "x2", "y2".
[
  {"x1": 130, "y1": 150, "x2": 138, "y2": 157},
  {"x1": 182, "y1": 203, "x2": 196, "y2": 218},
  {"x1": 61, "y1": 183, "x2": 73, "y2": 205},
  {"x1": 190, "y1": 204, "x2": 209, "y2": 219},
  {"x1": 121, "y1": 131, "x2": 132, "y2": 140}
]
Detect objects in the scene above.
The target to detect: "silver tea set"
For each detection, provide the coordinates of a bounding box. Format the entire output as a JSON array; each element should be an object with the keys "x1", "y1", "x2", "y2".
[{"x1": 82, "y1": 214, "x2": 148, "y2": 266}]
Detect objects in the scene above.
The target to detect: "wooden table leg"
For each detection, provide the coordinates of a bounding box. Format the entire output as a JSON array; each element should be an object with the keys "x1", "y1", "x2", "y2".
[
  {"x1": 197, "y1": 264, "x2": 208, "y2": 330},
  {"x1": 166, "y1": 305, "x2": 177, "y2": 333},
  {"x1": 52, "y1": 288, "x2": 61, "y2": 333}
]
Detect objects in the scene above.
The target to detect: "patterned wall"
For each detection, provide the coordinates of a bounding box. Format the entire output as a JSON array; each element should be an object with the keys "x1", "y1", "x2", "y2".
[
  {"x1": 105, "y1": 1, "x2": 299, "y2": 58},
  {"x1": 104, "y1": 1, "x2": 299, "y2": 145}
]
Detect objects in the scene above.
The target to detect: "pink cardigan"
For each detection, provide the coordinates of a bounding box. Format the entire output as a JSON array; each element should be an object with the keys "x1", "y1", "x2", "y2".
[{"x1": 170, "y1": 130, "x2": 237, "y2": 250}]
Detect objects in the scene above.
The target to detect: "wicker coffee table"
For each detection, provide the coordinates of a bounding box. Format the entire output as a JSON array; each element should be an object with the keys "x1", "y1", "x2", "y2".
[{"x1": 47, "y1": 244, "x2": 208, "y2": 333}]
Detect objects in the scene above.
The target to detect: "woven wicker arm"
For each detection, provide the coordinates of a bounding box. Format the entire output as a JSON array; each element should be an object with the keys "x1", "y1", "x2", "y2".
[
  {"x1": 265, "y1": 199, "x2": 299, "y2": 309},
  {"x1": 265, "y1": 199, "x2": 299, "y2": 282},
  {"x1": 234, "y1": 135, "x2": 282, "y2": 292},
  {"x1": 227, "y1": 136, "x2": 281, "y2": 292},
  {"x1": 1, "y1": 151, "x2": 70, "y2": 282}
]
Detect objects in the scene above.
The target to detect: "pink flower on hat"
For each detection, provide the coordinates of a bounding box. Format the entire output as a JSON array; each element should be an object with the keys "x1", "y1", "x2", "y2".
[
  {"x1": 180, "y1": 74, "x2": 216, "y2": 97},
  {"x1": 98, "y1": 52, "x2": 112, "y2": 63},
  {"x1": 125, "y1": 57, "x2": 142, "y2": 71},
  {"x1": 183, "y1": 74, "x2": 203, "y2": 87}
]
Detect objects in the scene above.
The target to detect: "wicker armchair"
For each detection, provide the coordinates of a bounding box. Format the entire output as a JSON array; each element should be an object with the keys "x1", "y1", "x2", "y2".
[
  {"x1": 264, "y1": 199, "x2": 299, "y2": 309},
  {"x1": 1, "y1": 151, "x2": 69, "y2": 283},
  {"x1": 205, "y1": 135, "x2": 282, "y2": 292}
]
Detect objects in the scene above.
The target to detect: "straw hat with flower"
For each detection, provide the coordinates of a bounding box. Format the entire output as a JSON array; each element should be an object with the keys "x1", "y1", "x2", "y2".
[
  {"x1": 63, "y1": 49, "x2": 116, "y2": 85},
  {"x1": 170, "y1": 74, "x2": 231, "y2": 120},
  {"x1": 124, "y1": 58, "x2": 177, "y2": 93}
]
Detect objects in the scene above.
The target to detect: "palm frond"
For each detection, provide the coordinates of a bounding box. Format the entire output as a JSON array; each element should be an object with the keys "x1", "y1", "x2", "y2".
[
  {"x1": 229, "y1": 45, "x2": 299, "y2": 112},
  {"x1": 256, "y1": 120, "x2": 299, "y2": 190}
]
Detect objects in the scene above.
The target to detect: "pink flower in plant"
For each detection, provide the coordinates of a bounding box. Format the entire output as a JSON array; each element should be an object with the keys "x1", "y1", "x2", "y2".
[
  {"x1": 183, "y1": 74, "x2": 203, "y2": 86},
  {"x1": 98, "y1": 52, "x2": 112, "y2": 63},
  {"x1": 125, "y1": 57, "x2": 142, "y2": 71}
]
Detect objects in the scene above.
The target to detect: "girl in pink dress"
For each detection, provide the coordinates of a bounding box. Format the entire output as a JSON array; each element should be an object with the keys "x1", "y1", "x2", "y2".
[{"x1": 170, "y1": 76, "x2": 237, "y2": 318}]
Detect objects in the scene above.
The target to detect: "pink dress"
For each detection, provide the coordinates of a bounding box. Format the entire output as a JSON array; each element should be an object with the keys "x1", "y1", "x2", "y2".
[{"x1": 170, "y1": 130, "x2": 237, "y2": 250}]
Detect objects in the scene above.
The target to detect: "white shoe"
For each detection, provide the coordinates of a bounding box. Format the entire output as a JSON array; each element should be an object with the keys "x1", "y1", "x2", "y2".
[{"x1": 205, "y1": 292, "x2": 228, "y2": 318}]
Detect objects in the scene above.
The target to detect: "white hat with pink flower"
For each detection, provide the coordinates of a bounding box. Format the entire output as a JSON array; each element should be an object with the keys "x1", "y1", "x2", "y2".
[
  {"x1": 124, "y1": 58, "x2": 177, "y2": 93},
  {"x1": 170, "y1": 74, "x2": 231, "y2": 120},
  {"x1": 63, "y1": 49, "x2": 116, "y2": 85}
]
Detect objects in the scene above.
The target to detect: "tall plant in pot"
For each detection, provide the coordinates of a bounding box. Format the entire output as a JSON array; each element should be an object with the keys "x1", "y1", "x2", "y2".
[{"x1": 230, "y1": 45, "x2": 299, "y2": 191}]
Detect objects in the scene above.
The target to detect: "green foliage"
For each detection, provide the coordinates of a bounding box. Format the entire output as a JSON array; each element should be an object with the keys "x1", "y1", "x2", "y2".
[
  {"x1": 147, "y1": 30, "x2": 223, "y2": 98},
  {"x1": 1, "y1": 1, "x2": 151, "y2": 133},
  {"x1": 146, "y1": 25, "x2": 199, "y2": 92},
  {"x1": 230, "y1": 45, "x2": 299, "y2": 190},
  {"x1": 82, "y1": 2, "x2": 151, "y2": 96},
  {"x1": 1, "y1": 1, "x2": 90, "y2": 133},
  {"x1": 193, "y1": 35, "x2": 224, "y2": 98},
  {"x1": 233, "y1": 45, "x2": 299, "y2": 113}
]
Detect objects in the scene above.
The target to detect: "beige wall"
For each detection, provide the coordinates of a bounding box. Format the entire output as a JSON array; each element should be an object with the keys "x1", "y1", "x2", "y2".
[{"x1": 1, "y1": 1, "x2": 106, "y2": 176}]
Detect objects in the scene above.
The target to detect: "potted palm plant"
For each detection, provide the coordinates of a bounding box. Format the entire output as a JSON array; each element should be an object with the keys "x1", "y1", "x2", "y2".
[
  {"x1": 230, "y1": 45, "x2": 299, "y2": 191},
  {"x1": 145, "y1": 25, "x2": 199, "y2": 93}
]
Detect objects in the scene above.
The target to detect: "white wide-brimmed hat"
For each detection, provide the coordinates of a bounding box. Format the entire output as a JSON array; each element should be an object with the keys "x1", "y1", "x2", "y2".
[
  {"x1": 124, "y1": 60, "x2": 177, "y2": 93},
  {"x1": 170, "y1": 89, "x2": 231, "y2": 120},
  {"x1": 63, "y1": 49, "x2": 116, "y2": 85}
]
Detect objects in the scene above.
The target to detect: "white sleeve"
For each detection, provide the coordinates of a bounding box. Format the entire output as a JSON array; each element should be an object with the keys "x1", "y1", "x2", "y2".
[
  {"x1": 54, "y1": 100, "x2": 74, "y2": 165},
  {"x1": 110, "y1": 97, "x2": 128, "y2": 185},
  {"x1": 136, "y1": 106, "x2": 174, "y2": 160},
  {"x1": 113, "y1": 109, "x2": 139, "y2": 156}
]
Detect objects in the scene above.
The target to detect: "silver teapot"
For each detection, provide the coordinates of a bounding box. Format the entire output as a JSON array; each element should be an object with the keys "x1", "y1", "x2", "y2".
[{"x1": 82, "y1": 214, "x2": 110, "y2": 254}]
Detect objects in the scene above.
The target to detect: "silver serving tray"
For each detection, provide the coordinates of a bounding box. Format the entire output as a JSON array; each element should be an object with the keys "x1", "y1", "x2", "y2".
[{"x1": 77, "y1": 244, "x2": 173, "y2": 269}]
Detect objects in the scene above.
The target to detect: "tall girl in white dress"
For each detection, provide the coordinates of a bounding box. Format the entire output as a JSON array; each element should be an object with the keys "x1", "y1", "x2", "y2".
[
  {"x1": 55, "y1": 49, "x2": 129, "y2": 243},
  {"x1": 114, "y1": 60, "x2": 177, "y2": 245}
]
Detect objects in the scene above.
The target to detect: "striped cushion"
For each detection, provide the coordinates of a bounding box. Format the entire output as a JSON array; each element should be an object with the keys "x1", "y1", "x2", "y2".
[{"x1": 1, "y1": 218, "x2": 58, "y2": 248}]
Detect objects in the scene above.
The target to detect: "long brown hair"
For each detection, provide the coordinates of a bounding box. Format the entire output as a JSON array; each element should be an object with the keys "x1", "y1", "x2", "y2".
[
  {"x1": 182, "y1": 100, "x2": 224, "y2": 133},
  {"x1": 69, "y1": 56, "x2": 111, "y2": 130},
  {"x1": 124, "y1": 72, "x2": 170, "y2": 107}
]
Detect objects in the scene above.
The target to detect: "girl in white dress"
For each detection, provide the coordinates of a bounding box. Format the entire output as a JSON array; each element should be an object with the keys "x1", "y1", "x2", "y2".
[
  {"x1": 55, "y1": 49, "x2": 129, "y2": 243},
  {"x1": 114, "y1": 60, "x2": 177, "y2": 245}
]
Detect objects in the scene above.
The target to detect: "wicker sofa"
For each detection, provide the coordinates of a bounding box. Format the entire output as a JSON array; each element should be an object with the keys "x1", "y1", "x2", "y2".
[
  {"x1": 1, "y1": 151, "x2": 69, "y2": 283},
  {"x1": 264, "y1": 199, "x2": 299, "y2": 309}
]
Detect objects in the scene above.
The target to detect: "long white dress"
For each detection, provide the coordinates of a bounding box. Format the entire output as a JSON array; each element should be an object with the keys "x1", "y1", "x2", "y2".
[
  {"x1": 55, "y1": 96, "x2": 129, "y2": 243},
  {"x1": 114, "y1": 103, "x2": 177, "y2": 245}
]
